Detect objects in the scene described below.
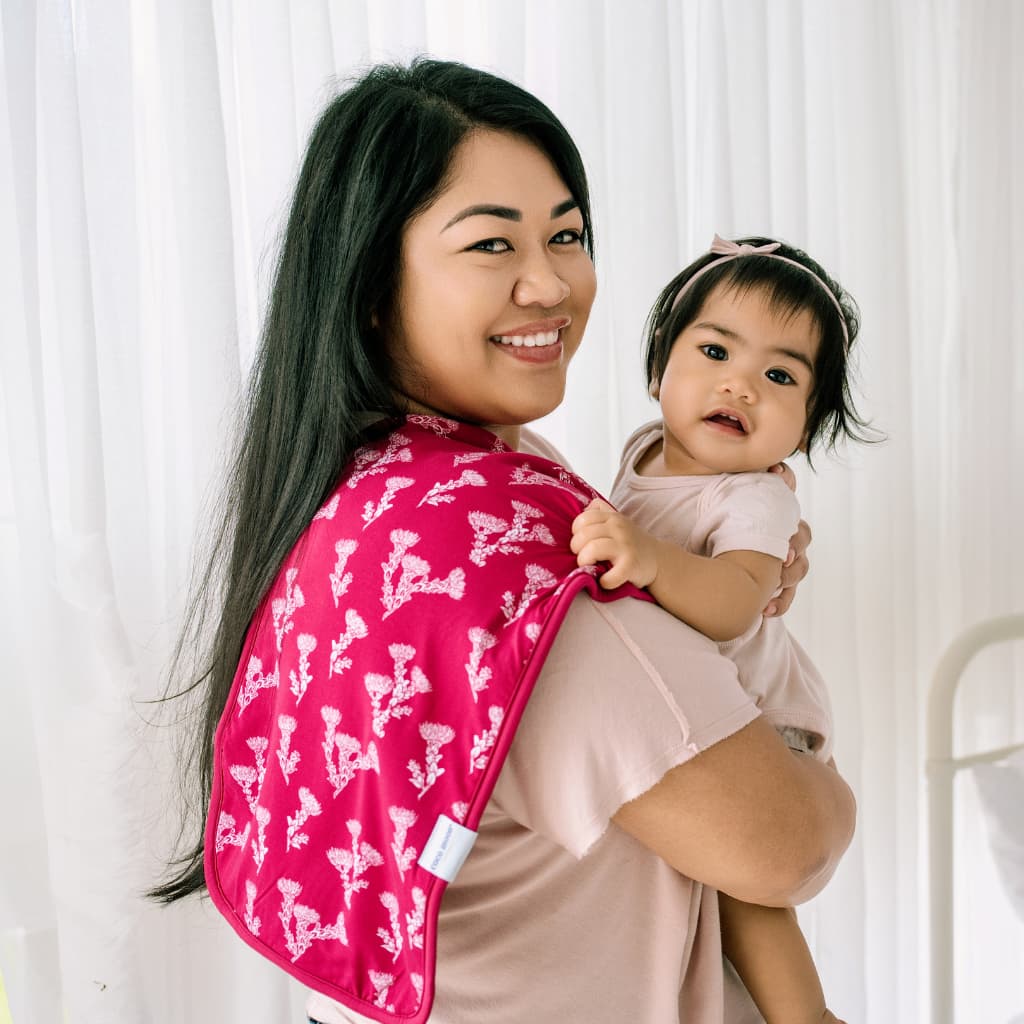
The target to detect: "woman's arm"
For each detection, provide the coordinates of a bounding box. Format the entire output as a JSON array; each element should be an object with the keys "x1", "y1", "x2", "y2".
[
  {"x1": 612, "y1": 716, "x2": 856, "y2": 906},
  {"x1": 571, "y1": 499, "x2": 781, "y2": 641}
]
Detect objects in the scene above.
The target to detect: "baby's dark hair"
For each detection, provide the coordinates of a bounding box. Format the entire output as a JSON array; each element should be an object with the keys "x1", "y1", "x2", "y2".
[{"x1": 644, "y1": 236, "x2": 872, "y2": 460}]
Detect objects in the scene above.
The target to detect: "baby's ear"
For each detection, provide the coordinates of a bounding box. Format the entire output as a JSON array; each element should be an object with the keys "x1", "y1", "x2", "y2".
[{"x1": 648, "y1": 378, "x2": 661, "y2": 400}]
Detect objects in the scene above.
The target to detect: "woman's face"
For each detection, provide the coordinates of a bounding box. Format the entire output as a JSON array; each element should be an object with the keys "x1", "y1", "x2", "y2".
[{"x1": 386, "y1": 130, "x2": 596, "y2": 448}]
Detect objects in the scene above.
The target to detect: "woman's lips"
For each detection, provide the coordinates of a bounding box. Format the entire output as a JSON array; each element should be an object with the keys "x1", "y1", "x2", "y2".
[
  {"x1": 489, "y1": 318, "x2": 569, "y2": 362},
  {"x1": 492, "y1": 328, "x2": 560, "y2": 348},
  {"x1": 491, "y1": 333, "x2": 564, "y2": 362}
]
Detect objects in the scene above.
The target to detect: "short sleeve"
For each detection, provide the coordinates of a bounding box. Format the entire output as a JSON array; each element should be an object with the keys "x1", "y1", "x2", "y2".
[
  {"x1": 491, "y1": 593, "x2": 760, "y2": 858},
  {"x1": 699, "y1": 473, "x2": 800, "y2": 561}
]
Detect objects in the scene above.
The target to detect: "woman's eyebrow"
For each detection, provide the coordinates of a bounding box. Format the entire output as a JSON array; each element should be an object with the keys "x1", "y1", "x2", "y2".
[{"x1": 443, "y1": 198, "x2": 579, "y2": 231}]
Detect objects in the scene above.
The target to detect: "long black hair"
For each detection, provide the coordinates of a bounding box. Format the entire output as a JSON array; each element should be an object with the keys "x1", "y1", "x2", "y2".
[
  {"x1": 644, "y1": 237, "x2": 873, "y2": 460},
  {"x1": 148, "y1": 58, "x2": 593, "y2": 903}
]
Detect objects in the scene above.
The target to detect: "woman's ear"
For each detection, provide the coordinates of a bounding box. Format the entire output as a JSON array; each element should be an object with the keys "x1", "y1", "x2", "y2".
[{"x1": 648, "y1": 378, "x2": 661, "y2": 400}]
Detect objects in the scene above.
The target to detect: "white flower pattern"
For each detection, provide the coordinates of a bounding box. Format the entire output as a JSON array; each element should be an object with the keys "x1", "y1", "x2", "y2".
[
  {"x1": 321, "y1": 705, "x2": 380, "y2": 797},
  {"x1": 464, "y1": 627, "x2": 497, "y2": 701},
  {"x1": 214, "y1": 812, "x2": 251, "y2": 853},
  {"x1": 237, "y1": 656, "x2": 279, "y2": 714},
  {"x1": 272, "y1": 568, "x2": 305, "y2": 652},
  {"x1": 407, "y1": 721, "x2": 456, "y2": 798},
  {"x1": 469, "y1": 705, "x2": 504, "y2": 773},
  {"x1": 330, "y1": 609, "x2": 369, "y2": 678},
  {"x1": 285, "y1": 786, "x2": 322, "y2": 851},
  {"x1": 417, "y1": 469, "x2": 487, "y2": 507},
  {"x1": 501, "y1": 563, "x2": 559, "y2": 625},
  {"x1": 363, "y1": 476, "x2": 416, "y2": 528},
  {"x1": 347, "y1": 433, "x2": 413, "y2": 489},
  {"x1": 381, "y1": 529, "x2": 466, "y2": 619},
  {"x1": 277, "y1": 877, "x2": 347, "y2": 962},
  {"x1": 388, "y1": 806, "x2": 418, "y2": 880},
  {"x1": 276, "y1": 715, "x2": 300, "y2": 782},
  {"x1": 467, "y1": 500, "x2": 556, "y2": 567},
  {"x1": 330, "y1": 539, "x2": 359, "y2": 606},
  {"x1": 364, "y1": 643, "x2": 432, "y2": 738},
  {"x1": 328, "y1": 819, "x2": 385, "y2": 908},
  {"x1": 288, "y1": 634, "x2": 317, "y2": 703}
]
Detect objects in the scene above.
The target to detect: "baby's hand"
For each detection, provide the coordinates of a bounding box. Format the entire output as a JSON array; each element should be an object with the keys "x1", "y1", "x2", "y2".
[{"x1": 570, "y1": 498, "x2": 661, "y2": 590}]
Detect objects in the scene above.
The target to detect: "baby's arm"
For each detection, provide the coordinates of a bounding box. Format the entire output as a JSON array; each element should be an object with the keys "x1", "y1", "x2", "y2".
[
  {"x1": 570, "y1": 498, "x2": 781, "y2": 642},
  {"x1": 720, "y1": 894, "x2": 842, "y2": 1024}
]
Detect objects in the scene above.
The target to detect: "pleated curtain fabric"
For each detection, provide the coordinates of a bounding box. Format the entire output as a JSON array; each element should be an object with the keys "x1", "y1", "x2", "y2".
[{"x1": 1, "y1": 2, "x2": 1022, "y2": 1021}]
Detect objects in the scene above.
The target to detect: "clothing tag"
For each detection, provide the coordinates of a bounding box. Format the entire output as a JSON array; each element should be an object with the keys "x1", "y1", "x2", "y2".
[{"x1": 418, "y1": 814, "x2": 477, "y2": 882}]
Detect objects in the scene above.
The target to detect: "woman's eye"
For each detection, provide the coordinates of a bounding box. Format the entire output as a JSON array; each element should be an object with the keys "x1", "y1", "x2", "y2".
[
  {"x1": 699, "y1": 344, "x2": 728, "y2": 361},
  {"x1": 551, "y1": 228, "x2": 583, "y2": 245},
  {"x1": 469, "y1": 238, "x2": 512, "y2": 254},
  {"x1": 766, "y1": 368, "x2": 795, "y2": 385}
]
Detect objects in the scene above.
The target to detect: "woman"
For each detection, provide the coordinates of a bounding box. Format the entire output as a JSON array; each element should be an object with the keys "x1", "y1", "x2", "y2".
[{"x1": 152, "y1": 59, "x2": 854, "y2": 1024}]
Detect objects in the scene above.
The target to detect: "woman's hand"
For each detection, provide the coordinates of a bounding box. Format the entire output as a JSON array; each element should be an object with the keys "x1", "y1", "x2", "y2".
[{"x1": 765, "y1": 462, "x2": 810, "y2": 617}]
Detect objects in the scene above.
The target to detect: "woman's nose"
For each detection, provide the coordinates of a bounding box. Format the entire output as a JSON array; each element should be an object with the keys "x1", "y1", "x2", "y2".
[{"x1": 512, "y1": 255, "x2": 570, "y2": 308}]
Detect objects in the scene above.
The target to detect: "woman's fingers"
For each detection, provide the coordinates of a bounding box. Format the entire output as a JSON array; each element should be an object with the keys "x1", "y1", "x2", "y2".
[
  {"x1": 768, "y1": 460, "x2": 798, "y2": 492},
  {"x1": 766, "y1": 519, "x2": 812, "y2": 616}
]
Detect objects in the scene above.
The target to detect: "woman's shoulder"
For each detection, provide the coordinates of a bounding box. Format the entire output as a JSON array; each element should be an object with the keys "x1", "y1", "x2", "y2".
[{"x1": 518, "y1": 426, "x2": 572, "y2": 467}]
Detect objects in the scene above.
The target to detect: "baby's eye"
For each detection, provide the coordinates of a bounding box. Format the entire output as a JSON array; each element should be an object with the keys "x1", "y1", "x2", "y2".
[
  {"x1": 699, "y1": 343, "x2": 728, "y2": 361},
  {"x1": 766, "y1": 368, "x2": 796, "y2": 385},
  {"x1": 469, "y1": 238, "x2": 512, "y2": 254},
  {"x1": 551, "y1": 228, "x2": 583, "y2": 246}
]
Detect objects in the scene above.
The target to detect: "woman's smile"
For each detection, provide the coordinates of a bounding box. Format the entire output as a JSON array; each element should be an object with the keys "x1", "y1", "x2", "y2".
[{"x1": 490, "y1": 316, "x2": 571, "y2": 358}]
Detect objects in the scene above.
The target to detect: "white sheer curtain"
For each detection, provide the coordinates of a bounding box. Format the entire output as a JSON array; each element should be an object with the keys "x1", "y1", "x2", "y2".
[{"x1": 2, "y1": 1, "x2": 1022, "y2": 1021}]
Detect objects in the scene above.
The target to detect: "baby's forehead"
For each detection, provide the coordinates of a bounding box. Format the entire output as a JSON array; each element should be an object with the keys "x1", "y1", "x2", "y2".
[
  {"x1": 691, "y1": 280, "x2": 823, "y2": 350},
  {"x1": 706, "y1": 279, "x2": 823, "y2": 328}
]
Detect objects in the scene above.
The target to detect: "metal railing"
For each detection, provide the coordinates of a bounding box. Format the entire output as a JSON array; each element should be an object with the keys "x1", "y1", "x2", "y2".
[{"x1": 926, "y1": 614, "x2": 1024, "y2": 1023}]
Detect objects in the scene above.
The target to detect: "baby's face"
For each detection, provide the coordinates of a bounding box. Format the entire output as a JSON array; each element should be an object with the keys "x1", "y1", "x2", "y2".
[{"x1": 655, "y1": 283, "x2": 818, "y2": 475}]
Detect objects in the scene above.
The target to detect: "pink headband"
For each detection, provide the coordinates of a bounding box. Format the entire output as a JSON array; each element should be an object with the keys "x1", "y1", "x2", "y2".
[{"x1": 668, "y1": 234, "x2": 850, "y2": 349}]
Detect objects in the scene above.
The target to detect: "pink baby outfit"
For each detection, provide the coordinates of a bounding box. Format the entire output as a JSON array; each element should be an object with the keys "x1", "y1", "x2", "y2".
[
  {"x1": 610, "y1": 420, "x2": 833, "y2": 760},
  {"x1": 205, "y1": 416, "x2": 653, "y2": 1024}
]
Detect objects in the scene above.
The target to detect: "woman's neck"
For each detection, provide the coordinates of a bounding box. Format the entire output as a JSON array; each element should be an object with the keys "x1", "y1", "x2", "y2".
[
  {"x1": 394, "y1": 393, "x2": 522, "y2": 450},
  {"x1": 485, "y1": 424, "x2": 522, "y2": 450}
]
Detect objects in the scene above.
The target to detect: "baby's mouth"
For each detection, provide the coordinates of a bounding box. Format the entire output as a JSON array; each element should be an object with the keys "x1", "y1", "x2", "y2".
[{"x1": 704, "y1": 411, "x2": 748, "y2": 435}]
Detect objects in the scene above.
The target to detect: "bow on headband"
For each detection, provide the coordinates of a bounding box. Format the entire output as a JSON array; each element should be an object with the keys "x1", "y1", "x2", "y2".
[
  {"x1": 667, "y1": 234, "x2": 850, "y2": 350},
  {"x1": 709, "y1": 235, "x2": 783, "y2": 257}
]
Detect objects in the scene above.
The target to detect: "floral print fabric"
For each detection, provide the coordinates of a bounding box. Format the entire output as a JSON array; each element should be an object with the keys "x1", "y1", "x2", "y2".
[{"x1": 205, "y1": 416, "x2": 643, "y2": 1023}]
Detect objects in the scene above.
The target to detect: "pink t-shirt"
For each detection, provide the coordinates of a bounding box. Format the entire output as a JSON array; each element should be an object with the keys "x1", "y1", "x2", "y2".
[
  {"x1": 307, "y1": 429, "x2": 765, "y2": 1023},
  {"x1": 610, "y1": 420, "x2": 833, "y2": 760}
]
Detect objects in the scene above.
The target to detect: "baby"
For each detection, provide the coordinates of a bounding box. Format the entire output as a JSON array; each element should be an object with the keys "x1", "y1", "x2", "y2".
[{"x1": 572, "y1": 235, "x2": 871, "y2": 1024}]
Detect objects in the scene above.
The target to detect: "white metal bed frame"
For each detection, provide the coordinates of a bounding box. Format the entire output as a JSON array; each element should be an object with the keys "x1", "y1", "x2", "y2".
[{"x1": 927, "y1": 613, "x2": 1024, "y2": 1023}]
